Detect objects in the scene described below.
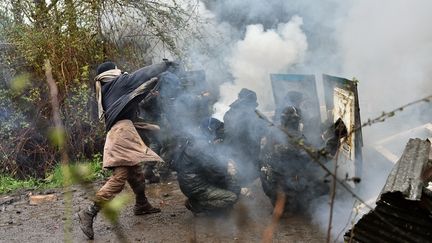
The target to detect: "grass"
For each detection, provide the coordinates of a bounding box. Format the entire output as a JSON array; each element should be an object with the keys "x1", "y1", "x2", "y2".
[
  {"x1": 0, "y1": 175, "x2": 41, "y2": 194},
  {"x1": 0, "y1": 153, "x2": 109, "y2": 195}
]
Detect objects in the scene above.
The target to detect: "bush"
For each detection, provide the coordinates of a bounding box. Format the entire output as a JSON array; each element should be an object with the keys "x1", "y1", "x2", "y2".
[
  {"x1": 0, "y1": 84, "x2": 53, "y2": 178},
  {"x1": 0, "y1": 0, "x2": 203, "y2": 179},
  {"x1": 0, "y1": 154, "x2": 109, "y2": 195},
  {"x1": 0, "y1": 74, "x2": 105, "y2": 178}
]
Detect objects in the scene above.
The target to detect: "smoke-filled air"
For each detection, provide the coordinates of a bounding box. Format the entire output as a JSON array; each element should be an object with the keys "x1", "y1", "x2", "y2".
[
  {"x1": 182, "y1": 0, "x2": 432, "y2": 241},
  {"x1": 215, "y1": 16, "x2": 308, "y2": 115},
  {"x1": 0, "y1": 0, "x2": 431, "y2": 242}
]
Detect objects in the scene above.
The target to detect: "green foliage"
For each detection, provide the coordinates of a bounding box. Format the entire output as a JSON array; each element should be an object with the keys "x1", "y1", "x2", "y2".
[
  {"x1": 10, "y1": 73, "x2": 30, "y2": 92},
  {"x1": 0, "y1": 0, "x2": 202, "y2": 178},
  {"x1": 48, "y1": 127, "x2": 67, "y2": 148},
  {"x1": 0, "y1": 89, "x2": 30, "y2": 140},
  {"x1": 102, "y1": 193, "x2": 132, "y2": 223},
  {"x1": 44, "y1": 154, "x2": 109, "y2": 187},
  {"x1": 0, "y1": 154, "x2": 109, "y2": 194},
  {"x1": 0, "y1": 175, "x2": 41, "y2": 194}
]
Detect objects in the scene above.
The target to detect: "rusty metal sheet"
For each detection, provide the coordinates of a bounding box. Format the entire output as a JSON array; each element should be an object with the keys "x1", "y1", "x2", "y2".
[
  {"x1": 379, "y1": 138, "x2": 431, "y2": 201},
  {"x1": 345, "y1": 138, "x2": 432, "y2": 243},
  {"x1": 345, "y1": 191, "x2": 432, "y2": 243}
]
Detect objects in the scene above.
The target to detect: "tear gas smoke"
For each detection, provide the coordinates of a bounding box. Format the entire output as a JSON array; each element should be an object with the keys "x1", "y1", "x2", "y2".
[
  {"x1": 340, "y1": 0, "x2": 432, "y2": 143},
  {"x1": 95, "y1": 0, "x2": 431, "y2": 241},
  {"x1": 213, "y1": 16, "x2": 307, "y2": 119},
  {"x1": 179, "y1": 0, "x2": 432, "y2": 241}
]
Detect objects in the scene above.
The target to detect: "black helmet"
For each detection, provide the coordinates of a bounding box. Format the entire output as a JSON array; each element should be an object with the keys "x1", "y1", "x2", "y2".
[
  {"x1": 230, "y1": 88, "x2": 258, "y2": 107},
  {"x1": 238, "y1": 88, "x2": 257, "y2": 101},
  {"x1": 200, "y1": 117, "x2": 224, "y2": 140}
]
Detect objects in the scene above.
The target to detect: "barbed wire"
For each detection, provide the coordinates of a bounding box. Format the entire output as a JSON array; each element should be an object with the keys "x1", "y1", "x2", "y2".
[
  {"x1": 359, "y1": 95, "x2": 432, "y2": 130},
  {"x1": 260, "y1": 94, "x2": 432, "y2": 207},
  {"x1": 256, "y1": 93, "x2": 432, "y2": 242}
]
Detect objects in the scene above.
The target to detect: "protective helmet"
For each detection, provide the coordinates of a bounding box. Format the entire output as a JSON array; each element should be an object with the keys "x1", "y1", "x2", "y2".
[
  {"x1": 238, "y1": 88, "x2": 257, "y2": 101},
  {"x1": 200, "y1": 117, "x2": 224, "y2": 140}
]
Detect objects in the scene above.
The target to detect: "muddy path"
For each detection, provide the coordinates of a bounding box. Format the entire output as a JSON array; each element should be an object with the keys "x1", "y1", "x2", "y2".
[{"x1": 0, "y1": 178, "x2": 325, "y2": 243}]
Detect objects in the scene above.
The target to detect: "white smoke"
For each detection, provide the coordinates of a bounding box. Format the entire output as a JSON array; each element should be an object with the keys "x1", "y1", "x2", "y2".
[
  {"x1": 312, "y1": 1, "x2": 432, "y2": 241},
  {"x1": 339, "y1": 0, "x2": 432, "y2": 141},
  {"x1": 213, "y1": 16, "x2": 308, "y2": 119},
  {"x1": 175, "y1": 0, "x2": 432, "y2": 242}
]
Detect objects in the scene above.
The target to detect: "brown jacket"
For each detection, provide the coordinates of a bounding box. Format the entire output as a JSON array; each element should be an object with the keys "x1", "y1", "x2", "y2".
[{"x1": 103, "y1": 119, "x2": 163, "y2": 168}]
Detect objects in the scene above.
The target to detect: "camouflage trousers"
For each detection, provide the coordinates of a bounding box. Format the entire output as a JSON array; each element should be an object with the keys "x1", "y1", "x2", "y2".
[{"x1": 188, "y1": 185, "x2": 238, "y2": 213}]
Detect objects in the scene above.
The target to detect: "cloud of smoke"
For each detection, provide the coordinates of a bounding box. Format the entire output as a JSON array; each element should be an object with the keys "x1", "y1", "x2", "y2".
[
  {"x1": 164, "y1": 0, "x2": 432, "y2": 241},
  {"x1": 185, "y1": 1, "x2": 350, "y2": 241},
  {"x1": 313, "y1": 0, "x2": 432, "y2": 240},
  {"x1": 339, "y1": 0, "x2": 432, "y2": 142},
  {"x1": 213, "y1": 16, "x2": 308, "y2": 119}
]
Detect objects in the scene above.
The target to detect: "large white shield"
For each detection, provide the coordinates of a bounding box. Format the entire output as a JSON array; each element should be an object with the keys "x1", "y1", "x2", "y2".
[{"x1": 323, "y1": 74, "x2": 363, "y2": 188}]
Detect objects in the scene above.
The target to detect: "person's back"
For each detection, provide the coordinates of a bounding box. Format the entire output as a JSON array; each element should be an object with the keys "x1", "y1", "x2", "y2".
[
  {"x1": 173, "y1": 118, "x2": 240, "y2": 214},
  {"x1": 223, "y1": 88, "x2": 267, "y2": 186},
  {"x1": 78, "y1": 61, "x2": 174, "y2": 240},
  {"x1": 99, "y1": 62, "x2": 172, "y2": 130}
]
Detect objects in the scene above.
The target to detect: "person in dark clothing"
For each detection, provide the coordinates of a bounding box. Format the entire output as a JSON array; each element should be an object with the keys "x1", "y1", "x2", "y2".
[
  {"x1": 223, "y1": 88, "x2": 267, "y2": 186},
  {"x1": 274, "y1": 91, "x2": 304, "y2": 124},
  {"x1": 179, "y1": 70, "x2": 217, "y2": 123},
  {"x1": 134, "y1": 68, "x2": 215, "y2": 183},
  {"x1": 321, "y1": 118, "x2": 348, "y2": 158},
  {"x1": 135, "y1": 119, "x2": 163, "y2": 184},
  {"x1": 136, "y1": 82, "x2": 165, "y2": 184},
  {"x1": 155, "y1": 70, "x2": 216, "y2": 178},
  {"x1": 173, "y1": 117, "x2": 240, "y2": 215},
  {"x1": 259, "y1": 106, "x2": 328, "y2": 213},
  {"x1": 78, "y1": 61, "x2": 176, "y2": 240},
  {"x1": 150, "y1": 71, "x2": 187, "y2": 178}
]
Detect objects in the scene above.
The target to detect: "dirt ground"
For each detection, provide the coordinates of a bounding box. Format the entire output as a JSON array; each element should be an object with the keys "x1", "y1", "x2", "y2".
[{"x1": 0, "y1": 177, "x2": 326, "y2": 243}]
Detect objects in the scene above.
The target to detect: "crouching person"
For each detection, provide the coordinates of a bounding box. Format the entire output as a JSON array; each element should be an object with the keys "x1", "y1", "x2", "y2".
[
  {"x1": 259, "y1": 106, "x2": 328, "y2": 213},
  {"x1": 78, "y1": 61, "x2": 174, "y2": 240},
  {"x1": 174, "y1": 118, "x2": 240, "y2": 215}
]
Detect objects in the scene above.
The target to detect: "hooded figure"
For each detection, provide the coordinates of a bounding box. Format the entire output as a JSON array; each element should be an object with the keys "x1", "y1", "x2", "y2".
[
  {"x1": 259, "y1": 106, "x2": 328, "y2": 213},
  {"x1": 78, "y1": 61, "x2": 176, "y2": 240},
  {"x1": 223, "y1": 88, "x2": 267, "y2": 186}
]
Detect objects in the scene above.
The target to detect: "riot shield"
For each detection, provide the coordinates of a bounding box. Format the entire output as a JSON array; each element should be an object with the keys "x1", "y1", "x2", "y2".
[
  {"x1": 270, "y1": 74, "x2": 322, "y2": 146},
  {"x1": 323, "y1": 74, "x2": 363, "y2": 187}
]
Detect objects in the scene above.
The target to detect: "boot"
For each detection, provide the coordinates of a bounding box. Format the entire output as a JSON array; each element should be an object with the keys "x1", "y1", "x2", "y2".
[
  {"x1": 134, "y1": 197, "x2": 161, "y2": 215},
  {"x1": 184, "y1": 199, "x2": 202, "y2": 215},
  {"x1": 77, "y1": 203, "x2": 100, "y2": 240}
]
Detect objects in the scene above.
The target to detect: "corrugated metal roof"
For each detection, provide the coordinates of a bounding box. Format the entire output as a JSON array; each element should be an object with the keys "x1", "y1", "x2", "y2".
[
  {"x1": 345, "y1": 138, "x2": 432, "y2": 243},
  {"x1": 379, "y1": 138, "x2": 431, "y2": 201}
]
